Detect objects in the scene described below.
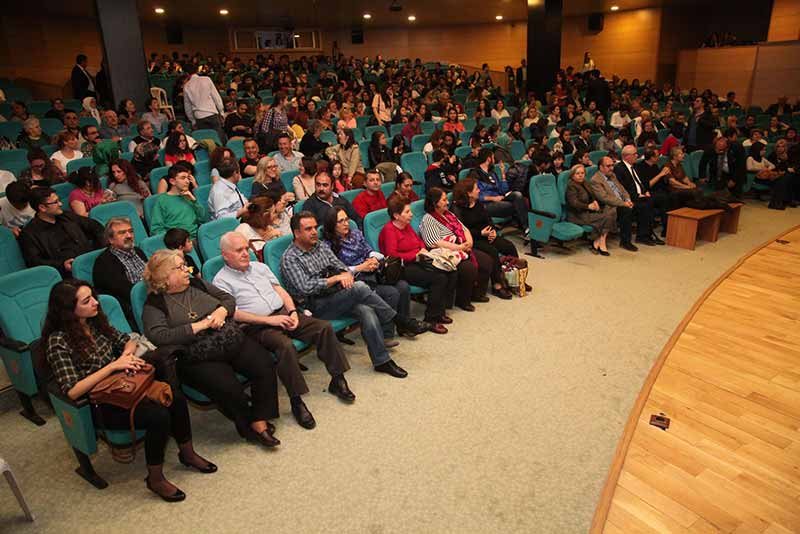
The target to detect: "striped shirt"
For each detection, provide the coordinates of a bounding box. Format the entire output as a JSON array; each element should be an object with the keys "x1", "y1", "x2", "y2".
[
  {"x1": 279, "y1": 241, "x2": 348, "y2": 301},
  {"x1": 418, "y1": 212, "x2": 468, "y2": 249}
]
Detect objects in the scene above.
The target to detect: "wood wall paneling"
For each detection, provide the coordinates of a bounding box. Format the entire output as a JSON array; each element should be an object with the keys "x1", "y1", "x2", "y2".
[
  {"x1": 750, "y1": 42, "x2": 800, "y2": 108},
  {"x1": 675, "y1": 47, "x2": 758, "y2": 107},
  {"x1": 767, "y1": 0, "x2": 800, "y2": 42}
]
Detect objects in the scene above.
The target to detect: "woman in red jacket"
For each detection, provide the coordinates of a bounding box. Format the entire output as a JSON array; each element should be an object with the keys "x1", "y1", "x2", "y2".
[
  {"x1": 352, "y1": 169, "x2": 387, "y2": 218},
  {"x1": 378, "y1": 196, "x2": 454, "y2": 334}
]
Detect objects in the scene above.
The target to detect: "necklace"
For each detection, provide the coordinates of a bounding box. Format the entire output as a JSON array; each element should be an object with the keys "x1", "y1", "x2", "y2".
[{"x1": 167, "y1": 291, "x2": 198, "y2": 320}]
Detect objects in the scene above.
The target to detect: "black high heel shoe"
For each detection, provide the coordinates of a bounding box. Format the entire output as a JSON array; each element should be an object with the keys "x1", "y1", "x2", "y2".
[
  {"x1": 145, "y1": 476, "x2": 186, "y2": 502},
  {"x1": 178, "y1": 452, "x2": 218, "y2": 474}
]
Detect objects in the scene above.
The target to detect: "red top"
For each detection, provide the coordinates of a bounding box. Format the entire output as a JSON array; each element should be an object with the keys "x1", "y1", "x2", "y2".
[
  {"x1": 352, "y1": 189, "x2": 387, "y2": 218},
  {"x1": 660, "y1": 134, "x2": 679, "y2": 156},
  {"x1": 165, "y1": 152, "x2": 196, "y2": 166},
  {"x1": 442, "y1": 121, "x2": 465, "y2": 133},
  {"x1": 379, "y1": 221, "x2": 425, "y2": 262}
]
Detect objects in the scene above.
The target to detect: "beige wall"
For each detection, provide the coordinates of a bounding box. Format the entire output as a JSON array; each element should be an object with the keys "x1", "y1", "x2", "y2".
[
  {"x1": 750, "y1": 41, "x2": 800, "y2": 107},
  {"x1": 561, "y1": 8, "x2": 662, "y2": 83},
  {"x1": 767, "y1": 0, "x2": 800, "y2": 42}
]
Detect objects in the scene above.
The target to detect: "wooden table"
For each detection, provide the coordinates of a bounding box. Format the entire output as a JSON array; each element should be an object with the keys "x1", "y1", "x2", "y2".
[
  {"x1": 665, "y1": 208, "x2": 724, "y2": 250},
  {"x1": 720, "y1": 202, "x2": 744, "y2": 234}
]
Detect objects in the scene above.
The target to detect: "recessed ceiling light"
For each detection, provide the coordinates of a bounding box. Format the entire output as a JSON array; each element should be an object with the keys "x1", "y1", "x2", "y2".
[
  {"x1": 154, "y1": 7, "x2": 165, "y2": 14},
  {"x1": 294, "y1": 34, "x2": 300, "y2": 38},
  {"x1": 610, "y1": 5, "x2": 619, "y2": 10},
  {"x1": 219, "y1": 9, "x2": 229, "y2": 15},
  {"x1": 495, "y1": 15, "x2": 503, "y2": 20},
  {"x1": 408, "y1": 15, "x2": 416, "y2": 21},
  {"x1": 363, "y1": 13, "x2": 372, "y2": 19}
]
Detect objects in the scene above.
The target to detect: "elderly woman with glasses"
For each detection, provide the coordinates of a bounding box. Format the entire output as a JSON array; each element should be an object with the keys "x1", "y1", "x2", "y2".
[{"x1": 141, "y1": 250, "x2": 282, "y2": 449}]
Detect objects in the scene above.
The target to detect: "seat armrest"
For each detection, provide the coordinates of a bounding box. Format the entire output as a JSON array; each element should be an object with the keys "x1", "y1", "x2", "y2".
[
  {"x1": 0, "y1": 336, "x2": 30, "y2": 353},
  {"x1": 47, "y1": 381, "x2": 89, "y2": 408},
  {"x1": 528, "y1": 209, "x2": 557, "y2": 219}
]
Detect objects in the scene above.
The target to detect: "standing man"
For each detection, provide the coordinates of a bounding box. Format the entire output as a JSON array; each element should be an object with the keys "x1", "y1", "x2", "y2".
[
  {"x1": 183, "y1": 63, "x2": 227, "y2": 144},
  {"x1": 213, "y1": 232, "x2": 356, "y2": 429},
  {"x1": 71, "y1": 54, "x2": 96, "y2": 101},
  {"x1": 516, "y1": 59, "x2": 527, "y2": 92},
  {"x1": 590, "y1": 156, "x2": 638, "y2": 252},
  {"x1": 685, "y1": 97, "x2": 715, "y2": 153}
]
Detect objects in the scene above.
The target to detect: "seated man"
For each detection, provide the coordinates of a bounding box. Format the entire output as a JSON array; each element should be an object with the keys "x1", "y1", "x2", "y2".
[
  {"x1": 470, "y1": 148, "x2": 528, "y2": 234},
  {"x1": 273, "y1": 133, "x2": 304, "y2": 173},
  {"x1": 80, "y1": 123, "x2": 101, "y2": 157},
  {"x1": 19, "y1": 186, "x2": 104, "y2": 275},
  {"x1": 98, "y1": 110, "x2": 130, "y2": 142},
  {"x1": 590, "y1": 156, "x2": 638, "y2": 252},
  {"x1": 425, "y1": 148, "x2": 458, "y2": 192},
  {"x1": 614, "y1": 145, "x2": 660, "y2": 246},
  {"x1": 213, "y1": 232, "x2": 355, "y2": 429},
  {"x1": 303, "y1": 171, "x2": 363, "y2": 229},
  {"x1": 280, "y1": 211, "x2": 408, "y2": 379},
  {"x1": 128, "y1": 120, "x2": 159, "y2": 152},
  {"x1": 207, "y1": 160, "x2": 248, "y2": 220},
  {"x1": 62, "y1": 111, "x2": 83, "y2": 142},
  {"x1": 150, "y1": 166, "x2": 206, "y2": 240},
  {"x1": 635, "y1": 148, "x2": 672, "y2": 238},
  {"x1": 224, "y1": 100, "x2": 254, "y2": 139},
  {"x1": 239, "y1": 137, "x2": 263, "y2": 178},
  {"x1": 93, "y1": 217, "x2": 148, "y2": 326}
]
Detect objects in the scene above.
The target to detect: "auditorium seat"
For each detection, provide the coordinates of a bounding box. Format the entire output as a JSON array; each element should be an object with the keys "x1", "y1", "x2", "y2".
[
  {"x1": 89, "y1": 200, "x2": 148, "y2": 244},
  {"x1": 0, "y1": 227, "x2": 25, "y2": 277}
]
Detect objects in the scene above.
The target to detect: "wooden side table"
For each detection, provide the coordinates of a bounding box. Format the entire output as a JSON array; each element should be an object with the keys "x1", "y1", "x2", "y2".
[
  {"x1": 720, "y1": 203, "x2": 744, "y2": 234},
  {"x1": 665, "y1": 208, "x2": 724, "y2": 250}
]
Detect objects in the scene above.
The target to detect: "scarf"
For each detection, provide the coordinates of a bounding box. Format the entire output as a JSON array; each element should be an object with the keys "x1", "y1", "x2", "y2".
[
  {"x1": 82, "y1": 97, "x2": 101, "y2": 125},
  {"x1": 430, "y1": 209, "x2": 477, "y2": 268}
]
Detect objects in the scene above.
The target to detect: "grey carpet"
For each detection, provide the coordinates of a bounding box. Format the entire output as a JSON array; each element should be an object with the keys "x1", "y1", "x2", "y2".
[{"x1": 1, "y1": 203, "x2": 799, "y2": 534}]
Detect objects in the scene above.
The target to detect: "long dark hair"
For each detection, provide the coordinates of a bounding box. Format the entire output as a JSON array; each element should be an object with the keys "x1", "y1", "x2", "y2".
[
  {"x1": 322, "y1": 207, "x2": 348, "y2": 254},
  {"x1": 41, "y1": 280, "x2": 116, "y2": 363},
  {"x1": 69, "y1": 166, "x2": 101, "y2": 191},
  {"x1": 165, "y1": 131, "x2": 190, "y2": 156},
  {"x1": 748, "y1": 141, "x2": 764, "y2": 162},
  {"x1": 111, "y1": 158, "x2": 150, "y2": 197},
  {"x1": 339, "y1": 128, "x2": 356, "y2": 149},
  {"x1": 424, "y1": 186, "x2": 446, "y2": 213}
]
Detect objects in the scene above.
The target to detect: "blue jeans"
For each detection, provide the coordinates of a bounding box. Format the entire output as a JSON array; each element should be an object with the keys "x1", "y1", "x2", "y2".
[
  {"x1": 310, "y1": 281, "x2": 396, "y2": 367},
  {"x1": 374, "y1": 281, "x2": 411, "y2": 321}
]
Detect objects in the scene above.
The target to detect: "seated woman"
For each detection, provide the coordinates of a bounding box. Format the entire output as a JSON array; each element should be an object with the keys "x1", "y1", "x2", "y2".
[
  {"x1": 252, "y1": 155, "x2": 291, "y2": 199},
  {"x1": 210, "y1": 147, "x2": 237, "y2": 183},
  {"x1": 164, "y1": 132, "x2": 196, "y2": 167},
  {"x1": 387, "y1": 172, "x2": 420, "y2": 203},
  {"x1": 664, "y1": 147, "x2": 704, "y2": 208},
  {"x1": 766, "y1": 139, "x2": 800, "y2": 209},
  {"x1": 747, "y1": 142, "x2": 789, "y2": 210},
  {"x1": 368, "y1": 130, "x2": 399, "y2": 183},
  {"x1": 507, "y1": 120, "x2": 525, "y2": 142},
  {"x1": 50, "y1": 131, "x2": 84, "y2": 173},
  {"x1": 109, "y1": 159, "x2": 150, "y2": 216},
  {"x1": 142, "y1": 250, "x2": 281, "y2": 448},
  {"x1": 491, "y1": 100, "x2": 510, "y2": 122},
  {"x1": 452, "y1": 178, "x2": 517, "y2": 298},
  {"x1": 565, "y1": 164, "x2": 616, "y2": 256},
  {"x1": 337, "y1": 106, "x2": 357, "y2": 130},
  {"x1": 236, "y1": 195, "x2": 281, "y2": 255},
  {"x1": 418, "y1": 187, "x2": 493, "y2": 311},
  {"x1": 118, "y1": 98, "x2": 139, "y2": 126},
  {"x1": 352, "y1": 169, "x2": 387, "y2": 218},
  {"x1": 16, "y1": 117, "x2": 51, "y2": 152},
  {"x1": 442, "y1": 108, "x2": 464, "y2": 134},
  {"x1": 323, "y1": 207, "x2": 428, "y2": 337},
  {"x1": 378, "y1": 197, "x2": 455, "y2": 334},
  {"x1": 299, "y1": 120, "x2": 329, "y2": 160},
  {"x1": 330, "y1": 161, "x2": 350, "y2": 192},
  {"x1": 553, "y1": 129, "x2": 575, "y2": 155},
  {"x1": 68, "y1": 166, "x2": 112, "y2": 216},
  {"x1": 334, "y1": 128, "x2": 365, "y2": 189},
  {"x1": 292, "y1": 157, "x2": 317, "y2": 200},
  {"x1": 422, "y1": 130, "x2": 444, "y2": 155},
  {"x1": 43, "y1": 279, "x2": 215, "y2": 502}
]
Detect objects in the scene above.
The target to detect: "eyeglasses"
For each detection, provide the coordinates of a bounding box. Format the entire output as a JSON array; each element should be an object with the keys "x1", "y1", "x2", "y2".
[
  {"x1": 43, "y1": 200, "x2": 61, "y2": 206},
  {"x1": 266, "y1": 164, "x2": 278, "y2": 169}
]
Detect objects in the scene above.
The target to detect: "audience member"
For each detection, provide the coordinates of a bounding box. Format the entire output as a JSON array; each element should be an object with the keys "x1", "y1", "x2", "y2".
[
  {"x1": 224, "y1": 101, "x2": 253, "y2": 140},
  {"x1": 80, "y1": 123, "x2": 101, "y2": 157},
  {"x1": 182, "y1": 63, "x2": 226, "y2": 144},
  {"x1": 99, "y1": 110, "x2": 130, "y2": 142},
  {"x1": 93, "y1": 217, "x2": 148, "y2": 324},
  {"x1": 70, "y1": 54, "x2": 96, "y2": 100},
  {"x1": 698, "y1": 136, "x2": 744, "y2": 199},
  {"x1": 208, "y1": 160, "x2": 248, "y2": 220},
  {"x1": 292, "y1": 157, "x2": 316, "y2": 200},
  {"x1": 471, "y1": 148, "x2": 528, "y2": 234},
  {"x1": 150, "y1": 166, "x2": 205, "y2": 239},
  {"x1": 0, "y1": 181, "x2": 34, "y2": 235},
  {"x1": 303, "y1": 171, "x2": 362, "y2": 229},
  {"x1": 352, "y1": 169, "x2": 387, "y2": 218},
  {"x1": 164, "y1": 132, "x2": 196, "y2": 166},
  {"x1": 68, "y1": 166, "x2": 112, "y2": 216},
  {"x1": 142, "y1": 97, "x2": 169, "y2": 132},
  {"x1": 274, "y1": 134, "x2": 304, "y2": 173},
  {"x1": 109, "y1": 159, "x2": 150, "y2": 216},
  {"x1": 334, "y1": 128, "x2": 365, "y2": 187},
  {"x1": 747, "y1": 142, "x2": 791, "y2": 210},
  {"x1": 239, "y1": 138, "x2": 263, "y2": 178},
  {"x1": 590, "y1": 156, "x2": 638, "y2": 252},
  {"x1": 128, "y1": 120, "x2": 159, "y2": 152},
  {"x1": 50, "y1": 131, "x2": 83, "y2": 173},
  {"x1": 565, "y1": 164, "x2": 615, "y2": 255},
  {"x1": 614, "y1": 145, "x2": 660, "y2": 246},
  {"x1": 16, "y1": 118, "x2": 50, "y2": 152}
]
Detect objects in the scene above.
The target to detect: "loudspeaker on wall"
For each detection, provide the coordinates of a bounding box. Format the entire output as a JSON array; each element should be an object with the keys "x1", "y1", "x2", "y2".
[{"x1": 588, "y1": 12, "x2": 604, "y2": 32}]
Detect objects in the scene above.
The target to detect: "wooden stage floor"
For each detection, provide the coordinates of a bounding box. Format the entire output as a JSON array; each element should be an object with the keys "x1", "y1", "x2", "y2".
[{"x1": 591, "y1": 226, "x2": 800, "y2": 534}]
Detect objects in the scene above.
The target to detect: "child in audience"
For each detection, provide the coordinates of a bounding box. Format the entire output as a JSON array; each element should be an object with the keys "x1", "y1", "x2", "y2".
[{"x1": 164, "y1": 227, "x2": 200, "y2": 278}]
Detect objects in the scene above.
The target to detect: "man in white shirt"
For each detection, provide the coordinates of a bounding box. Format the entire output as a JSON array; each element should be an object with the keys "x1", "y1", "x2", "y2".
[
  {"x1": 0, "y1": 181, "x2": 34, "y2": 236},
  {"x1": 610, "y1": 106, "x2": 632, "y2": 130},
  {"x1": 182, "y1": 63, "x2": 226, "y2": 144},
  {"x1": 273, "y1": 133, "x2": 304, "y2": 173},
  {"x1": 213, "y1": 232, "x2": 355, "y2": 429},
  {"x1": 207, "y1": 161, "x2": 248, "y2": 220}
]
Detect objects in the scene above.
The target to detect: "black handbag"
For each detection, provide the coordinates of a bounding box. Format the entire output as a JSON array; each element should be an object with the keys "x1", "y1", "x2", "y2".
[
  {"x1": 186, "y1": 321, "x2": 246, "y2": 363},
  {"x1": 376, "y1": 256, "x2": 403, "y2": 285}
]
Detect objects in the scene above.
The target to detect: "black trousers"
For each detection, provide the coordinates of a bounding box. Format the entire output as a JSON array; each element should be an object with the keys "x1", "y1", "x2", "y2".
[
  {"x1": 245, "y1": 309, "x2": 350, "y2": 398},
  {"x1": 177, "y1": 337, "x2": 279, "y2": 436},
  {"x1": 473, "y1": 236, "x2": 518, "y2": 285},
  {"x1": 455, "y1": 249, "x2": 493, "y2": 305},
  {"x1": 95, "y1": 396, "x2": 191, "y2": 466},
  {"x1": 194, "y1": 114, "x2": 227, "y2": 145},
  {"x1": 401, "y1": 262, "x2": 457, "y2": 321},
  {"x1": 632, "y1": 196, "x2": 655, "y2": 240},
  {"x1": 485, "y1": 192, "x2": 529, "y2": 229}
]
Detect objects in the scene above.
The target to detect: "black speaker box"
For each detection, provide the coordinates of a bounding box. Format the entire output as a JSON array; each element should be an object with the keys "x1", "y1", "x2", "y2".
[
  {"x1": 351, "y1": 27, "x2": 364, "y2": 44},
  {"x1": 166, "y1": 20, "x2": 183, "y2": 44},
  {"x1": 588, "y1": 12, "x2": 604, "y2": 32}
]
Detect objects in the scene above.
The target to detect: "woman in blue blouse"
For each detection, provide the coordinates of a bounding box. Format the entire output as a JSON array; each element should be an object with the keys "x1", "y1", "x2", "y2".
[{"x1": 322, "y1": 207, "x2": 428, "y2": 338}]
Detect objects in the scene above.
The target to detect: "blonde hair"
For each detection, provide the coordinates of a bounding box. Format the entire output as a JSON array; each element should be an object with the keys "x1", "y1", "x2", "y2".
[
  {"x1": 253, "y1": 156, "x2": 277, "y2": 184},
  {"x1": 143, "y1": 249, "x2": 184, "y2": 294}
]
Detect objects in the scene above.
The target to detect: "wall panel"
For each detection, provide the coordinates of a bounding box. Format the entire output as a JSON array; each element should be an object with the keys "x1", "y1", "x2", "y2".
[
  {"x1": 751, "y1": 41, "x2": 800, "y2": 107},
  {"x1": 767, "y1": 0, "x2": 800, "y2": 42}
]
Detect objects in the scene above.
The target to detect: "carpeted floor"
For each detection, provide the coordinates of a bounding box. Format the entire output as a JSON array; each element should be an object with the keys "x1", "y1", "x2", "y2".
[{"x1": 1, "y1": 203, "x2": 799, "y2": 534}]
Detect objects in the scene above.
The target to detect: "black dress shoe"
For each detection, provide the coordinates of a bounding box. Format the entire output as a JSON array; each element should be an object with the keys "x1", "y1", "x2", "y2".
[
  {"x1": 328, "y1": 375, "x2": 356, "y2": 402},
  {"x1": 145, "y1": 477, "x2": 186, "y2": 502},
  {"x1": 245, "y1": 427, "x2": 281, "y2": 448},
  {"x1": 472, "y1": 295, "x2": 490, "y2": 303},
  {"x1": 590, "y1": 244, "x2": 600, "y2": 255},
  {"x1": 395, "y1": 316, "x2": 428, "y2": 337},
  {"x1": 599, "y1": 249, "x2": 611, "y2": 257},
  {"x1": 290, "y1": 398, "x2": 316, "y2": 429},
  {"x1": 457, "y1": 303, "x2": 476, "y2": 312},
  {"x1": 374, "y1": 359, "x2": 408, "y2": 378},
  {"x1": 524, "y1": 283, "x2": 532, "y2": 292},
  {"x1": 492, "y1": 287, "x2": 513, "y2": 300},
  {"x1": 636, "y1": 237, "x2": 657, "y2": 246},
  {"x1": 621, "y1": 242, "x2": 639, "y2": 252},
  {"x1": 178, "y1": 452, "x2": 218, "y2": 474}
]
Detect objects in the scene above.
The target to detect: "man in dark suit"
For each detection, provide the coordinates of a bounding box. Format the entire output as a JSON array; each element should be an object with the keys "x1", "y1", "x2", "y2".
[
  {"x1": 516, "y1": 59, "x2": 527, "y2": 92},
  {"x1": 698, "y1": 135, "x2": 745, "y2": 199},
  {"x1": 614, "y1": 145, "x2": 661, "y2": 246},
  {"x1": 685, "y1": 97, "x2": 716, "y2": 153},
  {"x1": 93, "y1": 217, "x2": 148, "y2": 329},
  {"x1": 70, "y1": 54, "x2": 96, "y2": 101}
]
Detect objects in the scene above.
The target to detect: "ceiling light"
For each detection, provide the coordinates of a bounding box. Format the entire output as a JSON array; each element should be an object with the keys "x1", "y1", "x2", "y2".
[
  {"x1": 408, "y1": 15, "x2": 416, "y2": 21},
  {"x1": 610, "y1": 5, "x2": 619, "y2": 10},
  {"x1": 219, "y1": 9, "x2": 229, "y2": 15},
  {"x1": 495, "y1": 15, "x2": 503, "y2": 20},
  {"x1": 363, "y1": 13, "x2": 372, "y2": 19},
  {"x1": 294, "y1": 34, "x2": 300, "y2": 38},
  {"x1": 154, "y1": 7, "x2": 165, "y2": 14}
]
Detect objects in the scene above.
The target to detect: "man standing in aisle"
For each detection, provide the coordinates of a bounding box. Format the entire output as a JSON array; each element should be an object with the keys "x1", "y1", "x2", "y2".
[{"x1": 183, "y1": 63, "x2": 227, "y2": 144}]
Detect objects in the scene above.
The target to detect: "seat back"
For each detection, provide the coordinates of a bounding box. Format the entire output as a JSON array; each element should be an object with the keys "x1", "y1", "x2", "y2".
[
  {"x1": 130, "y1": 281, "x2": 148, "y2": 332},
  {"x1": 238, "y1": 177, "x2": 253, "y2": 199},
  {"x1": 194, "y1": 185, "x2": 212, "y2": 219},
  {"x1": 340, "y1": 188, "x2": 362, "y2": 205},
  {"x1": 365, "y1": 125, "x2": 388, "y2": 141},
  {"x1": 358, "y1": 140, "x2": 370, "y2": 168},
  {"x1": 410, "y1": 199, "x2": 426, "y2": 230},
  {"x1": 71, "y1": 249, "x2": 105, "y2": 284},
  {"x1": 66, "y1": 157, "x2": 94, "y2": 175},
  {"x1": 197, "y1": 217, "x2": 239, "y2": 261},
  {"x1": 0, "y1": 226, "x2": 25, "y2": 277},
  {"x1": 529, "y1": 173, "x2": 562, "y2": 219},
  {"x1": 89, "y1": 201, "x2": 148, "y2": 245},
  {"x1": 363, "y1": 208, "x2": 390, "y2": 251},
  {"x1": 400, "y1": 152, "x2": 427, "y2": 182},
  {"x1": 320, "y1": 130, "x2": 337, "y2": 146},
  {"x1": 556, "y1": 170, "x2": 571, "y2": 206},
  {"x1": 149, "y1": 166, "x2": 170, "y2": 193},
  {"x1": 411, "y1": 134, "x2": 429, "y2": 153},
  {"x1": 380, "y1": 182, "x2": 394, "y2": 197},
  {"x1": 280, "y1": 169, "x2": 298, "y2": 194},
  {"x1": 263, "y1": 234, "x2": 294, "y2": 286},
  {"x1": 201, "y1": 255, "x2": 226, "y2": 281},
  {"x1": 53, "y1": 182, "x2": 76, "y2": 211},
  {"x1": 191, "y1": 129, "x2": 222, "y2": 146},
  {"x1": 99, "y1": 294, "x2": 132, "y2": 333},
  {"x1": 143, "y1": 193, "x2": 162, "y2": 228},
  {"x1": 226, "y1": 139, "x2": 245, "y2": 159},
  {"x1": 0, "y1": 266, "x2": 61, "y2": 345},
  {"x1": 194, "y1": 160, "x2": 211, "y2": 187},
  {"x1": 510, "y1": 140, "x2": 525, "y2": 161},
  {"x1": 689, "y1": 150, "x2": 704, "y2": 180},
  {"x1": 589, "y1": 150, "x2": 607, "y2": 165},
  {"x1": 40, "y1": 118, "x2": 64, "y2": 138}
]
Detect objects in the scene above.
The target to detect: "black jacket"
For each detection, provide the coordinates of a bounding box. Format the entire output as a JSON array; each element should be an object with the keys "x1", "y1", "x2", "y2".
[
  {"x1": 19, "y1": 212, "x2": 104, "y2": 276},
  {"x1": 368, "y1": 144, "x2": 392, "y2": 167},
  {"x1": 688, "y1": 111, "x2": 716, "y2": 149},
  {"x1": 299, "y1": 132, "x2": 329, "y2": 159},
  {"x1": 698, "y1": 145, "x2": 746, "y2": 188},
  {"x1": 614, "y1": 161, "x2": 650, "y2": 199},
  {"x1": 71, "y1": 65, "x2": 95, "y2": 101},
  {"x1": 303, "y1": 194, "x2": 363, "y2": 230},
  {"x1": 93, "y1": 247, "x2": 148, "y2": 328}
]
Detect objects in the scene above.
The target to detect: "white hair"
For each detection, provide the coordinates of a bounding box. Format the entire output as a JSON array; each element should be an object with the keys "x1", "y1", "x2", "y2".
[{"x1": 219, "y1": 231, "x2": 246, "y2": 253}]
